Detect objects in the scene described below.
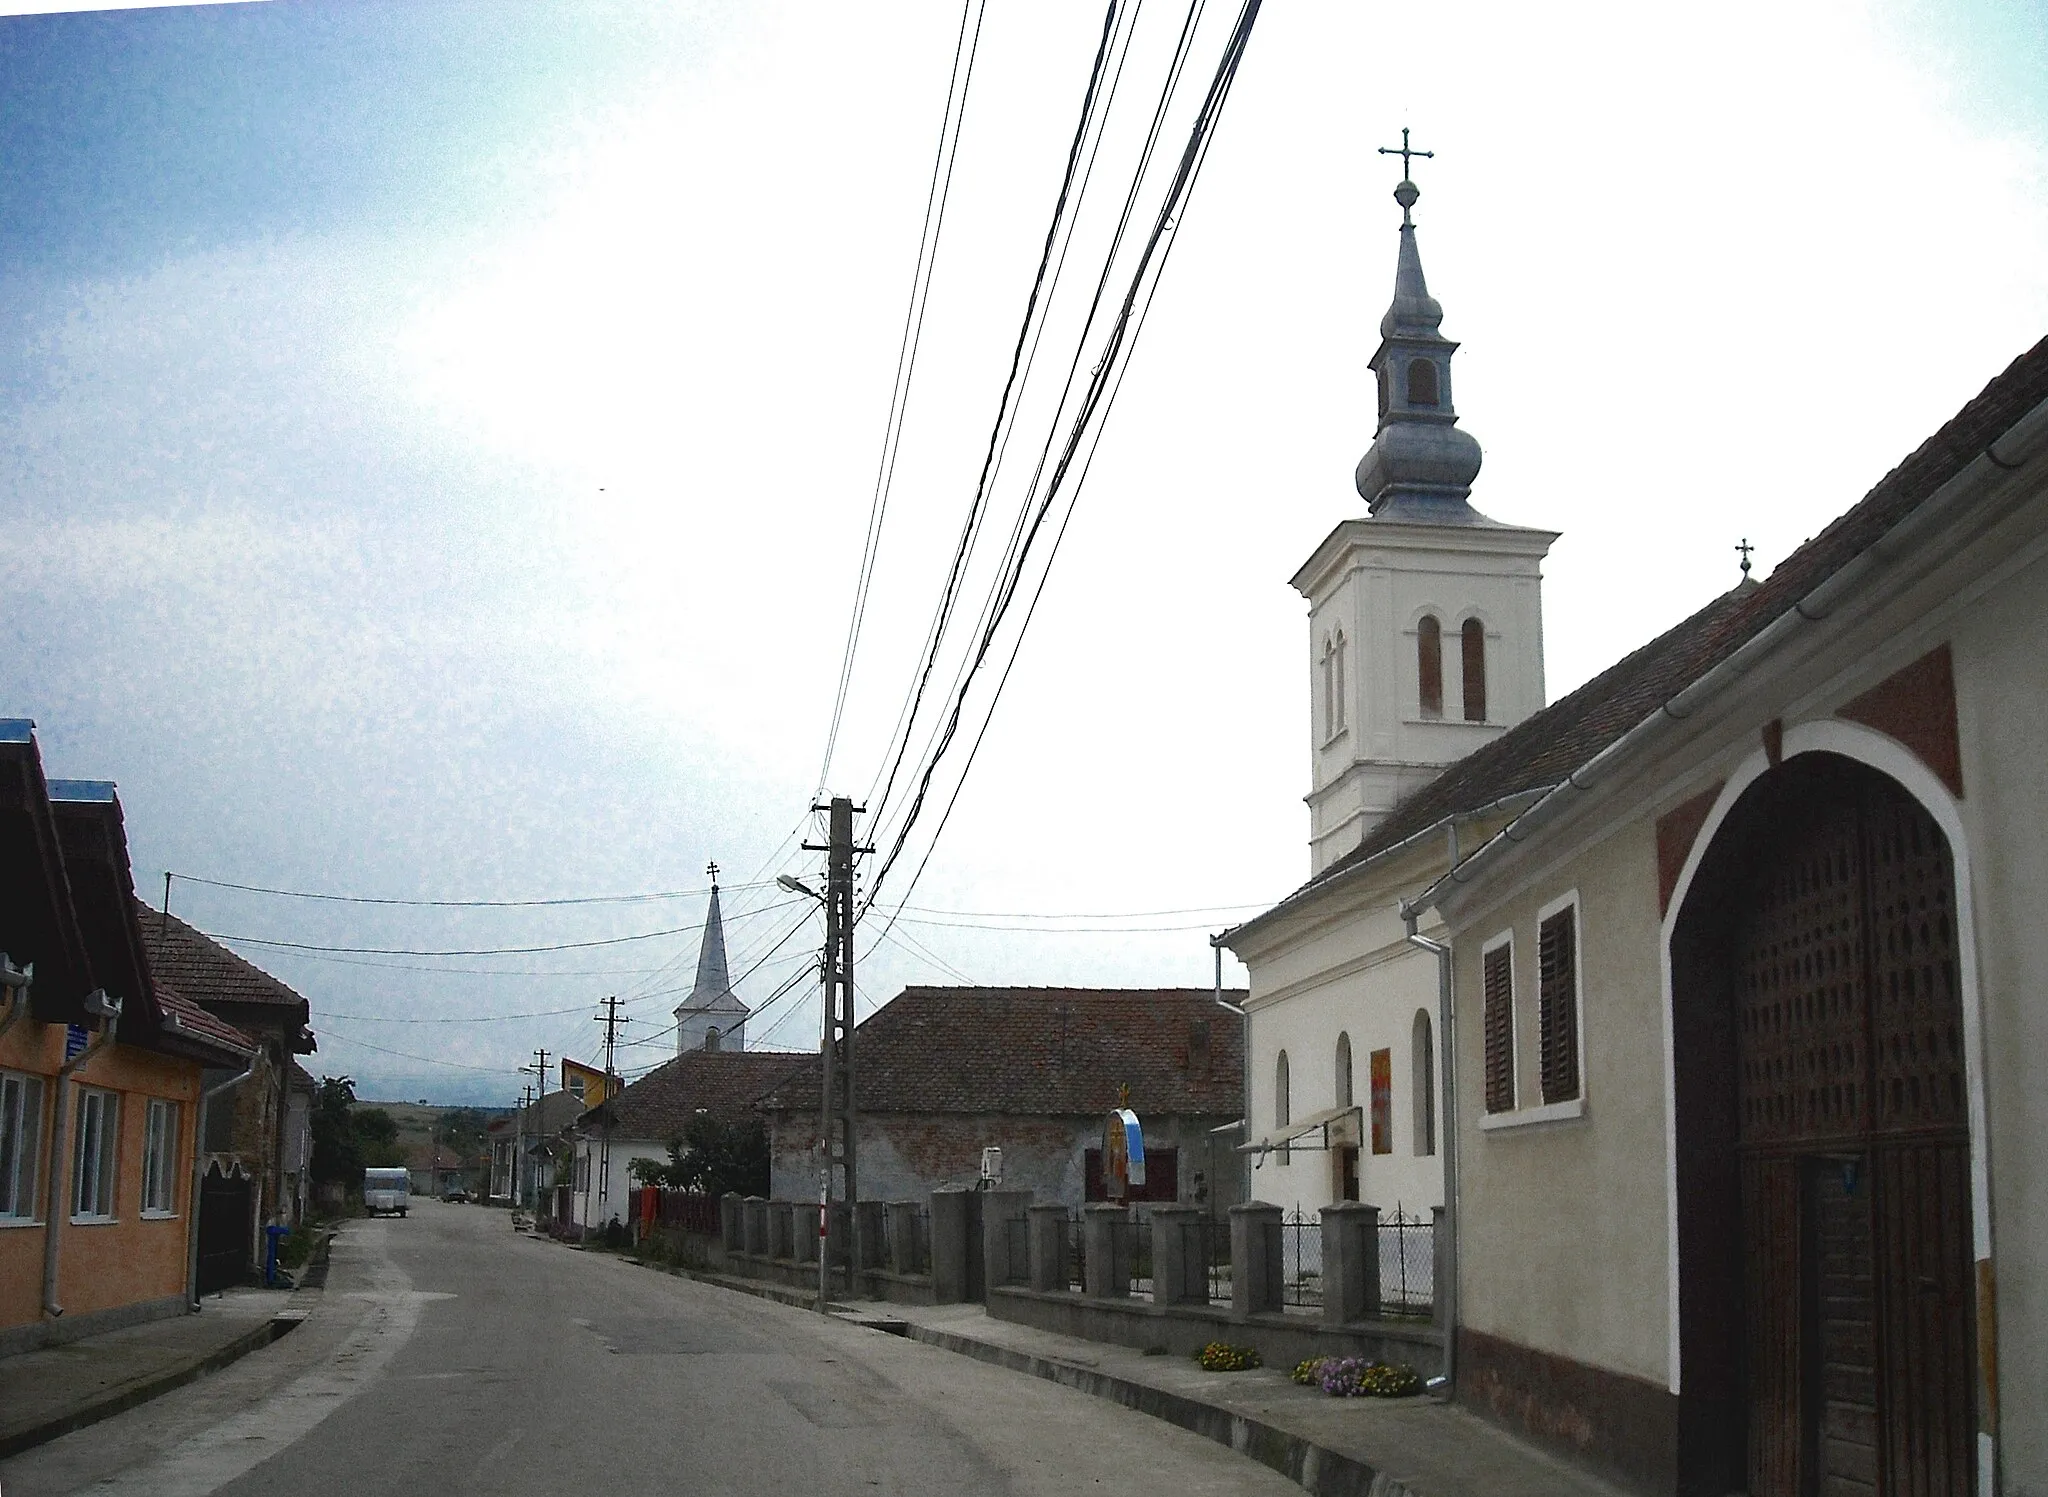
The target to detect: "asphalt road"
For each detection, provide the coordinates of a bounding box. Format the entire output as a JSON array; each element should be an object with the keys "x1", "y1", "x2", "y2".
[{"x1": 2, "y1": 1200, "x2": 1298, "y2": 1497}]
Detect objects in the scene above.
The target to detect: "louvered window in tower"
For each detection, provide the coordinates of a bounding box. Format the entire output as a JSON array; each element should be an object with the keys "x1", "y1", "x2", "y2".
[
  {"x1": 1417, "y1": 616, "x2": 1443, "y2": 718},
  {"x1": 1483, "y1": 941, "x2": 1515, "y2": 1114},
  {"x1": 1462, "y1": 618, "x2": 1487, "y2": 721},
  {"x1": 1407, "y1": 357, "x2": 1439, "y2": 406},
  {"x1": 1538, "y1": 905, "x2": 1580, "y2": 1103}
]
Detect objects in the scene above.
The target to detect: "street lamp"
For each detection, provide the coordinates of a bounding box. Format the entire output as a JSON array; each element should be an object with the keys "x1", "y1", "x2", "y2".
[{"x1": 777, "y1": 875, "x2": 819, "y2": 900}]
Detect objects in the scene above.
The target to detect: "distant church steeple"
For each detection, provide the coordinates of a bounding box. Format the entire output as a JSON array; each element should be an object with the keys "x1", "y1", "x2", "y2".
[
  {"x1": 675, "y1": 862, "x2": 749, "y2": 1054},
  {"x1": 1354, "y1": 138, "x2": 1486, "y2": 522}
]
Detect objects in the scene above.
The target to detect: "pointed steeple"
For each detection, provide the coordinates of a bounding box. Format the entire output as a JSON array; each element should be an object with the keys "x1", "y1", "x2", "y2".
[
  {"x1": 674, "y1": 862, "x2": 749, "y2": 1054},
  {"x1": 1354, "y1": 152, "x2": 1486, "y2": 522}
]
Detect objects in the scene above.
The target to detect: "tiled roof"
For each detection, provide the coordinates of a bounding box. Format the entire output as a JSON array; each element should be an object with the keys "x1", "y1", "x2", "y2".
[
  {"x1": 523, "y1": 1088, "x2": 592, "y2": 1139},
  {"x1": 756, "y1": 987, "x2": 1245, "y2": 1118},
  {"x1": 1310, "y1": 332, "x2": 2048, "y2": 886},
  {"x1": 154, "y1": 983, "x2": 256, "y2": 1058},
  {"x1": 136, "y1": 902, "x2": 312, "y2": 1021},
  {"x1": 586, "y1": 1050, "x2": 806, "y2": 1141}
]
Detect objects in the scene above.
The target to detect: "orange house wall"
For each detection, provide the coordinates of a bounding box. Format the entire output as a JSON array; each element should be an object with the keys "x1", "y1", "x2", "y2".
[{"x1": 0, "y1": 1021, "x2": 201, "y2": 1332}]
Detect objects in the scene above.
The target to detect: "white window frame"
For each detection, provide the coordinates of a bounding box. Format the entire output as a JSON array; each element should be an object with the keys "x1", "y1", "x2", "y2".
[
  {"x1": 1481, "y1": 894, "x2": 1592, "y2": 1132},
  {"x1": 142, "y1": 1097, "x2": 179, "y2": 1218},
  {"x1": 0, "y1": 1070, "x2": 45, "y2": 1223},
  {"x1": 1479, "y1": 929, "x2": 1516, "y2": 1117},
  {"x1": 72, "y1": 1087, "x2": 118, "y2": 1222}
]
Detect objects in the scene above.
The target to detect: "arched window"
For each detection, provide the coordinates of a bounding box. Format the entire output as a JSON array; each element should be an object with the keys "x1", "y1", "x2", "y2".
[
  {"x1": 1417, "y1": 615, "x2": 1443, "y2": 719},
  {"x1": 1335, "y1": 1032, "x2": 1353, "y2": 1108},
  {"x1": 704, "y1": 1027, "x2": 721, "y2": 1053},
  {"x1": 1412, "y1": 1010, "x2": 1436, "y2": 1156},
  {"x1": 1376, "y1": 365, "x2": 1390, "y2": 420},
  {"x1": 1276, "y1": 1050, "x2": 1291, "y2": 1164},
  {"x1": 1462, "y1": 618, "x2": 1487, "y2": 722},
  {"x1": 1407, "y1": 357, "x2": 1440, "y2": 407},
  {"x1": 1320, "y1": 632, "x2": 1347, "y2": 739}
]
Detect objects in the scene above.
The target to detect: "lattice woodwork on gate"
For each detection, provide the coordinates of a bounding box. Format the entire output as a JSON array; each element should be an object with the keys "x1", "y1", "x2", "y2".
[
  {"x1": 1482, "y1": 944, "x2": 1514, "y2": 1113},
  {"x1": 1864, "y1": 798, "x2": 1967, "y2": 1137}
]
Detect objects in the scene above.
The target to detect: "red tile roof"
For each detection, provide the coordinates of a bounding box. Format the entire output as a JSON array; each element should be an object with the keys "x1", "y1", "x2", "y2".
[
  {"x1": 756, "y1": 987, "x2": 1245, "y2": 1118},
  {"x1": 154, "y1": 983, "x2": 256, "y2": 1058},
  {"x1": 586, "y1": 1050, "x2": 807, "y2": 1141},
  {"x1": 1310, "y1": 333, "x2": 2048, "y2": 886},
  {"x1": 136, "y1": 902, "x2": 312, "y2": 1028}
]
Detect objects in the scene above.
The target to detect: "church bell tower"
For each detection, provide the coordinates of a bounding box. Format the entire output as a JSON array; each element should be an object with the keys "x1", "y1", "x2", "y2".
[{"x1": 1295, "y1": 138, "x2": 1559, "y2": 874}]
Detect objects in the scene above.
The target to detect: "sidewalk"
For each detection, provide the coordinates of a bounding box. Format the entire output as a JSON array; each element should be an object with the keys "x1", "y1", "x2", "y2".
[
  {"x1": 636, "y1": 1257, "x2": 1634, "y2": 1497},
  {"x1": 0, "y1": 1287, "x2": 304, "y2": 1459}
]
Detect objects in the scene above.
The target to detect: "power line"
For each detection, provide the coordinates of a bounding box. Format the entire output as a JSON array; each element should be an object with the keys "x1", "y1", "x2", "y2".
[
  {"x1": 817, "y1": 0, "x2": 987, "y2": 797},
  {"x1": 310, "y1": 1004, "x2": 595, "y2": 1024},
  {"x1": 900, "y1": 897, "x2": 1263, "y2": 920},
  {"x1": 202, "y1": 896, "x2": 804, "y2": 958},
  {"x1": 315, "y1": 1024, "x2": 525, "y2": 1075},
  {"x1": 168, "y1": 871, "x2": 769, "y2": 908}
]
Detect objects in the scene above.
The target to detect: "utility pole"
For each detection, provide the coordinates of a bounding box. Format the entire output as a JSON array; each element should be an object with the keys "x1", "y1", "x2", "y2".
[
  {"x1": 514, "y1": 1081, "x2": 532, "y2": 1208},
  {"x1": 531, "y1": 1050, "x2": 549, "y2": 1215},
  {"x1": 804, "y1": 796, "x2": 864, "y2": 1307},
  {"x1": 596, "y1": 998, "x2": 627, "y2": 1216}
]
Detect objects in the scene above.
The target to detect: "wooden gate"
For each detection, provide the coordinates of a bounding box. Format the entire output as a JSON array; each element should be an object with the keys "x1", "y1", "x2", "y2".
[
  {"x1": 1733, "y1": 781, "x2": 1974, "y2": 1496},
  {"x1": 197, "y1": 1166, "x2": 252, "y2": 1295}
]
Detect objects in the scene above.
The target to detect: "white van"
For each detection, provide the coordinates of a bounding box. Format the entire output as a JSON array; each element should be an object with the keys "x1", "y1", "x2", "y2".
[{"x1": 363, "y1": 1167, "x2": 411, "y2": 1217}]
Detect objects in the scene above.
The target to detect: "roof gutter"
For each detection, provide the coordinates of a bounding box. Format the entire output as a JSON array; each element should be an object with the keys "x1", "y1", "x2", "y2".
[
  {"x1": 1414, "y1": 391, "x2": 2048, "y2": 914},
  {"x1": 1218, "y1": 788, "x2": 1553, "y2": 952}
]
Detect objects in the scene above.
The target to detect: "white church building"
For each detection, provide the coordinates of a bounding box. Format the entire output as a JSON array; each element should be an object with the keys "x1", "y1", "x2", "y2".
[{"x1": 1221, "y1": 168, "x2": 1554, "y2": 1223}]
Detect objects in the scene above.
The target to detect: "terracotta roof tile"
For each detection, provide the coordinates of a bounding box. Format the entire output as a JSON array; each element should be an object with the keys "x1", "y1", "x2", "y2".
[
  {"x1": 154, "y1": 983, "x2": 256, "y2": 1057},
  {"x1": 1311, "y1": 333, "x2": 2048, "y2": 884},
  {"x1": 757, "y1": 987, "x2": 1245, "y2": 1118},
  {"x1": 135, "y1": 901, "x2": 312, "y2": 1024},
  {"x1": 586, "y1": 1050, "x2": 806, "y2": 1141}
]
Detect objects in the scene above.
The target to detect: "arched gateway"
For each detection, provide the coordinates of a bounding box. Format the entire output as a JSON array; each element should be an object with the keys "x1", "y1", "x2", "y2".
[{"x1": 1671, "y1": 753, "x2": 1975, "y2": 1497}]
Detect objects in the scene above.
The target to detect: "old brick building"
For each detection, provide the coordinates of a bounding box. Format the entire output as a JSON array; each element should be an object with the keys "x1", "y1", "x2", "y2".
[{"x1": 756, "y1": 987, "x2": 1245, "y2": 1213}]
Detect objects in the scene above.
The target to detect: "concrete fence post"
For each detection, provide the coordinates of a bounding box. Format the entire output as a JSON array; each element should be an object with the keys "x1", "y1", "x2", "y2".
[
  {"x1": 928, "y1": 1187, "x2": 979, "y2": 1304},
  {"x1": 856, "y1": 1200, "x2": 887, "y2": 1272},
  {"x1": 743, "y1": 1197, "x2": 769, "y2": 1258},
  {"x1": 1026, "y1": 1204, "x2": 1068, "y2": 1293},
  {"x1": 1320, "y1": 1201, "x2": 1380, "y2": 1325},
  {"x1": 720, "y1": 1192, "x2": 743, "y2": 1253},
  {"x1": 1230, "y1": 1202, "x2": 1282, "y2": 1318},
  {"x1": 1083, "y1": 1203, "x2": 1129, "y2": 1299},
  {"x1": 887, "y1": 1201, "x2": 920, "y2": 1275},
  {"x1": 978, "y1": 1188, "x2": 1033, "y2": 1296},
  {"x1": 1148, "y1": 1204, "x2": 1201, "y2": 1305},
  {"x1": 797, "y1": 1199, "x2": 818, "y2": 1264},
  {"x1": 771, "y1": 1201, "x2": 796, "y2": 1260}
]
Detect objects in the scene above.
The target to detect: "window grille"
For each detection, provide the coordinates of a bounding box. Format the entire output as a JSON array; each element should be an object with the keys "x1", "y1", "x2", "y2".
[
  {"x1": 1483, "y1": 943, "x2": 1515, "y2": 1114},
  {"x1": 1539, "y1": 907, "x2": 1581, "y2": 1103},
  {"x1": 0, "y1": 1072, "x2": 44, "y2": 1219}
]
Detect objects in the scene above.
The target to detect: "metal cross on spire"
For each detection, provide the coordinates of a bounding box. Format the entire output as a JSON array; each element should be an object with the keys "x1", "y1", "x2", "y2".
[
  {"x1": 1378, "y1": 128, "x2": 1433, "y2": 224},
  {"x1": 706, "y1": 859, "x2": 720, "y2": 885},
  {"x1": 1736, "y1": 538, "x2": 1755, "y2": 578}
]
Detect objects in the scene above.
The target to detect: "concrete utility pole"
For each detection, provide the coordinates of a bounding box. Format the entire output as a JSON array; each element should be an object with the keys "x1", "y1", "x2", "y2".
[
  {"x1": 596, "y1": 998, "x2": 627, "y2": 1215},
  {"x1": 804, "y1": 796, "x2": 863, "y2": 1308},
  {"x1": 531, "y1": 1050, "x2": 549, "y2": 1213}
]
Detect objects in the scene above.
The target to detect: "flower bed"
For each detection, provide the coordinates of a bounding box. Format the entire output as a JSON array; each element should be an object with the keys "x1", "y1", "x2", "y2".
[{"x1": 1290, "y1": 1355, "x2": 1423, "y2": 1397}]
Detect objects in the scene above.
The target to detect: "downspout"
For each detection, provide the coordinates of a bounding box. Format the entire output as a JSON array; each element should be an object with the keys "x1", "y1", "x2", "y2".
[
  {"x1": 1402, "y1": 897, "x2": 1458, "y2": 1396},
  {"x1": 42, "y1": 993, "x2": 121, "y2": 1320},
  {"x1": 186, "y1": 1058, "x2": 255, "y2": 1310},
  {"x1": 1209, "y1": 936, "x2": 1249, "y2": 1204}
]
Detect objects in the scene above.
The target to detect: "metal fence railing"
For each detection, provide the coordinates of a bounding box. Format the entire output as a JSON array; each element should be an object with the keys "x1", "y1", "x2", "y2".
[
  {"x1": 1378, "y1": 1207, "x2": 1434, "y2": 1318},
  {"x1": 1003, "y1": 1213, "x2": 1031, "y2": 1285},
  {"x1": 1281, "y1": 1209, "x2": 1323, "y2": 1309},
  {"x1": 1066, "y1": 1211, "x2": 1086, "y2": 1291},
  {"x1": 908, "y1": 1205, "x2": 931, "y2": 1276},
  {"x1": 1175, "y1": 1214, "x2": 1231, "y2": 1304}
]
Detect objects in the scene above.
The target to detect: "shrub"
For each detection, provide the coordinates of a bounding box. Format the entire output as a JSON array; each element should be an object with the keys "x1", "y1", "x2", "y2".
[{"x1": 1195, "y1": 1341, "x2": 1262, "y2": 1372}]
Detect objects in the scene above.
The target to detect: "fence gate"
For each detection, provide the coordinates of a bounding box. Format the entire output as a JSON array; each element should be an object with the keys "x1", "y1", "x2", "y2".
[
  {"x1": 197, "y1": 1166, "x2": 252, "y2": 1295},
  {"x1": 1733, "y1": 778, "x2": 1974, "y2": 1497}
]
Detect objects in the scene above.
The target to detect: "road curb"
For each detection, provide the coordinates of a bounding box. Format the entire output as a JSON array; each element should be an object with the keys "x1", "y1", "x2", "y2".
[
  {"x1": 0, "y1": 1313, "x2": 303, "y2": 1460},
  {"x1": 894, "y1": 1322, "x2": 1410, "y2": 1497}
]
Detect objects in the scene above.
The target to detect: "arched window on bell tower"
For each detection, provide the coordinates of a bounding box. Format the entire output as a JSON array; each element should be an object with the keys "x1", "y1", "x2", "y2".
[
  {"x1": 1462, "y1": 618, "x2": 1487, "y2": 721},
  {"x1": 1320, "y1": 630, "x2": 1348, "y2": 739},
  {"x1": 1407, "y1": 357, "x2": 1439, "y2": 407},
  {"x1": 1417, "y1": 615, "x2": 1443, "y2": 719}
]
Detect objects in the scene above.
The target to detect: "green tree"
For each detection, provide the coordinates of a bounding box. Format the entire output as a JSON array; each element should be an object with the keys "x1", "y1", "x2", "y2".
[
  {"x1": 628, "y1": 1114, "x2": 769, "y2": 1197},
  {"x1": 309, "y1": 1076, "x2": 362, "y2": 1185},
  {"x1": 353, "y1": 1108, "x2": 405, "y2": 1169}
]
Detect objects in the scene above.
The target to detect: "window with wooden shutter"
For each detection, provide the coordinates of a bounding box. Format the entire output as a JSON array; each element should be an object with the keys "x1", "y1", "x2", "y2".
[
  {"x1": 1538, "y1": 905, "x2": 1580, "y2": 1103},
  {"x1": 1462, "y1": 618, "x2": 1487, "y2": 722},
  {"x1": 1417, "y1": 616, "x2": 1443, "y2": 718},
  {"x1": 1483, "y1": 941, "x2": 1515, "y2": 1113}
]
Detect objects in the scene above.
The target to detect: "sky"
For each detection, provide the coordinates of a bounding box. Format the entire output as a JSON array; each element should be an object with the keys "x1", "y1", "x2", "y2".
[{"x1": 4, "y1": 0, "x2": 2045, "y2": 1104}]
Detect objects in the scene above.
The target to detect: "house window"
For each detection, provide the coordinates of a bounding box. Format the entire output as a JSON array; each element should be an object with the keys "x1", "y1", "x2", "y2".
[
  {"x1": 1418, "y1": 615, "x2": 1443, "y2": 718},
  {"x1": 1412, "y1": 1010, "x2": 1436, "y2": 1157},
  {"x1": 1539, "y1": 902, "x2": 1582, "y2": 1104},
  {"x1": 1407, "y1": 357, "x2": 1440, "y2": 407},
  {"x1": 1275, "y1": 1050, "x2": 1291, "y2": 1165},
  {"x1": 1483, "y1": 938, "x2": 1516, "y2": 1114},
  {"x1": 142, "y1": 1099, "x2": 179, "y2": 1216},
  {"x1": 0, "y1": 1071, "x2": 44, "y2": 1220},
  {"x1": 1369, "y1": 1048, "x2": 1393, "y2": 1155},
  {"x1": 73, "y1": 1088, "x2": 118, "y2": 1220},
  {"x1": 1335, "y1": 1033, "x2": 1353, "y2": 1109},
  {"x1": 1462, "y1": 618, "x2": 1487, "y2": 721}
]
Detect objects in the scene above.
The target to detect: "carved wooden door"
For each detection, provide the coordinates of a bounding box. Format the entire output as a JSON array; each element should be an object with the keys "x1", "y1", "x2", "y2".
[{"x1": 1733, "y1": 783, "x2": 1974, "y2": 1496}]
